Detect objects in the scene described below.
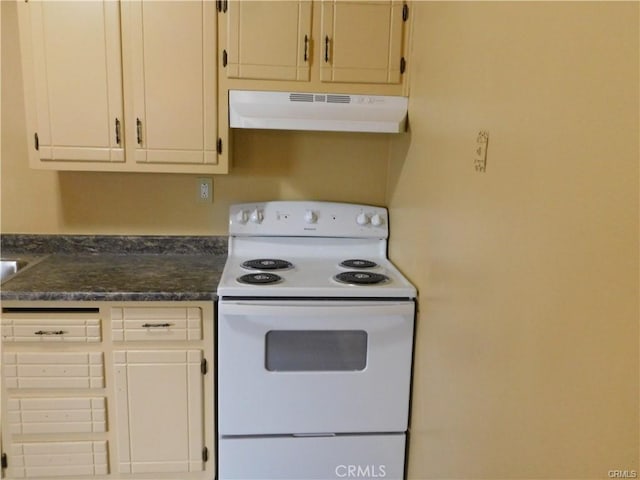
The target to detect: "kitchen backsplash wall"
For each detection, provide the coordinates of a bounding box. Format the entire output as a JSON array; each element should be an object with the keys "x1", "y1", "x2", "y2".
[{"x1": 1, "y1": 0, "x2": 390, "y2": 236}]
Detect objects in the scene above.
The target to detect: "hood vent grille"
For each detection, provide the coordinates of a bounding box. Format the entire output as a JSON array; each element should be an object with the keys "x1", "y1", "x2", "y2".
[
  {"x1": 289, "y1": 93, "x2": 314, "y2": 102},
  {"x1": 230, "y1": 90, "x2": 408, "y2": 133},
  {"x1": 289, "y1": 93, "x2": 352, "y2": 104},
  {"x1": 327, "y1": 95, "x2": 351, "y2": 104}
]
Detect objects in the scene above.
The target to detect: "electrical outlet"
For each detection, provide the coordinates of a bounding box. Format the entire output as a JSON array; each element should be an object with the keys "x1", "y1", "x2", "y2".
[{"x1": 197, "y1": 177, "x2": 213, "y2": 203}]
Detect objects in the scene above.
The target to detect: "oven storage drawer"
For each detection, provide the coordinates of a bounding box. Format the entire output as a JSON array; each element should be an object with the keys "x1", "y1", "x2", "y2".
[
  {"x1": 219, "y1": 434, "x2": 405, "y2": 480},
  {"x1": 218, "y1": 300, "x2": 414, "y2": 435}
]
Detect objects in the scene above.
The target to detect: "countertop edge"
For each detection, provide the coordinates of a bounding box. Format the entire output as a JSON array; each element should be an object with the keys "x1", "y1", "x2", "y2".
[{"x1": 0, "y1": 292, "x2": 218, "y2": 302}]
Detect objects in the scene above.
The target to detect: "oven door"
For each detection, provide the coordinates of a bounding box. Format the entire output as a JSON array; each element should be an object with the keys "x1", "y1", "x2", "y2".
[{"x1": 218, "y1": 300, "x2": 414, "y2": 435}]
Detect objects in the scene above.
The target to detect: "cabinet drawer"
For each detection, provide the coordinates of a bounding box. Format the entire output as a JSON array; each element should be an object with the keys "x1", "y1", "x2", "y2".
[
  {"x1": 7, "y1": 397, "x2": 106, "y2": 434},
  {"x1": 9, "y1": 440, "x2": 108, "y2": 478},
  {"x1": 1, "y1": 317, "x2": 101, "y2": 343},
  {"x1": 111, "y1": 307, "x2": 202, "y2": 341},
  {"x1": 3, "y1": 353, "x2": 104, "y2": 389}
]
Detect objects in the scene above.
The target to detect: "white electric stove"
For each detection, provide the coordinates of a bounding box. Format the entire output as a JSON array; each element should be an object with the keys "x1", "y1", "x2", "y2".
[{"x1": 217, "y1": 201, "x2": 416, "y2": 480}]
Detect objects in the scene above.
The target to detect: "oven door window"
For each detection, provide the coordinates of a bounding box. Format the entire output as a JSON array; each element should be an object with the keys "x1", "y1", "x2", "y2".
[{"x1": 265, "y1": 330, "x2": 367, "y2": 372}]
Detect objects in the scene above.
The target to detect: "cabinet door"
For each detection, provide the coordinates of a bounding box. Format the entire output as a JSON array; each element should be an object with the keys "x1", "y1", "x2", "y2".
[
  {"x1": 113, "y1": 350, "x2": 204, "y2": 474},
  {"x1": 126, "y1": 1, "x2": 217, "y2": 165},
  {"x1": 320, "y1": 0, "x2": 405, "y2": 84},
  {"x1": 18, "y1": 1, "x2": 124, "y2": 162},
  {"x1": 225, "y1": 1, "x2": 312, "y2": 81}
]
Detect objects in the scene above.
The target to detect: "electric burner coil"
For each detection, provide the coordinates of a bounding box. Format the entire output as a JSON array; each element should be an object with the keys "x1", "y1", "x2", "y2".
[
  {"x1": 241, "y1": 259, "x2": 293, "y2": 270},
  {"x1": 339, "y1": 259, "x2": 378, "y2": 269},
  {"x1": 237, "y1": 273, "x2": 283, "y2": 285},
  {"x1": 334, "y1": 271, "x2": 389, "y2": 286}
]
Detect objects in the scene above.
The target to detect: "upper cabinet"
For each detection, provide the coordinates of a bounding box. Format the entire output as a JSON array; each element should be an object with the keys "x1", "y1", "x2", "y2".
[
  {"x1": 319, "y1": 0, "x2": 405, "y2": 84},
  {"x1": 225, "y1": 1, "x2": 312, "y2": 82},
  {"x1": 219, "y1": 0, "x2": 411, "y2": 95},
  {"x1": 17, "y1": 0, "x2": 227, "y2": 174},
  {"x1": 18, "y1": 1, "x2": 124, "y2": 164},
  {"x1": 124, "y1": 1, "x2": 218, "y2": 167}
]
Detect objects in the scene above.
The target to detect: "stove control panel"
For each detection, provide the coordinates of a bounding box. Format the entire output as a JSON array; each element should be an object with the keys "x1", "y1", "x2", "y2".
[{"x1": 229, "y1": 201, "x2": 388, "y2": 238}]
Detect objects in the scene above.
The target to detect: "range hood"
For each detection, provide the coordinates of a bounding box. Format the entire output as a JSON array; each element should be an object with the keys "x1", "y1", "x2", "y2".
[{"x1": 229, "y1": 90, "x2": 408, "y2": 133}]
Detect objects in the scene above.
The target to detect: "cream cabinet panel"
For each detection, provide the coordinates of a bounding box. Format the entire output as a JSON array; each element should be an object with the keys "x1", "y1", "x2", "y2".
[
  {"x1": 127, "y1": 1, "x2": 217, "y2": 165},
  {"x1": 18, "y1": 1, "x2": 124, "y2": 162},
  {"x1": 2, "y1": 352, "x2": 104, "y2": 389},
  {"x1": 7, "y1": 397, "x2": 107, "y2": 435},
  {"x1": 225, "y1": 0, "x2": 312, "y2": 81},
  {"x1": 9, "y1": 441, "x2": 108, "y2": 478},
  {"x1": 114, "y1": 349, "x2": 205, "y2": 474},
  {"x1": 320, "y1": 0, "x2": 405, "y2": 84}
]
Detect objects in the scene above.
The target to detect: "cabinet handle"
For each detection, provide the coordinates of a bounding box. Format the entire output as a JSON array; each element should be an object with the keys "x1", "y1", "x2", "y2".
[
  {"x1": 136, "y1": 118, "x2": 143, "y2": 145},
  {"x1": 115, "y1": 118, "x2": 121, "y2": 145},
  {"x1": 324, "y1": 35, "x2": 330, "y2": 62},
  {"x1": 34, "y1": 330, "x2": 67, "y2": 336},
  {"x1": 303, "y1": 34, "x2": 309, "y2": 62},
  {"x1": 141, "y1": 323, "x2": 173, "y2": 328}
]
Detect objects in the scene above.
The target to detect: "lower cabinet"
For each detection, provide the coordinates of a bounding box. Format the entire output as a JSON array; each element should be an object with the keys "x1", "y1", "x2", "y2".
[
  {"x1": 113, "y1": 349, "x2": 204, "y2": 474},
  {"x1": 0, "y1": 301, "x2": 215, "y2": 480}
]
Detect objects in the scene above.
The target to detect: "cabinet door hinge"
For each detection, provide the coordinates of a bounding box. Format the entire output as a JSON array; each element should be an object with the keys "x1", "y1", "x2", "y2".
[
  {"x1": 400, "y1": 57, "x2": 406, "y2": 74},
  {"x1": 222, "y1": 50, "x2": 228, "y2": 67},
  {"x1": 201, "y1": 358, "x2": 208, "y2": 375},
  {"x1": 1, "y1": 453, "x2": 8, "y2": 469},
  {"x1": 402, "y1": 3, "x2": 409, "y2": 21},
  {"x1": 202, "y1": 446, "x2": 209, "y2": 462},
  {"x1": 34, "y1": 132, "x2": 39, "y2": 151},
  {"x1": 217, "y1": 138, "x2": 223, "y2": 155}
]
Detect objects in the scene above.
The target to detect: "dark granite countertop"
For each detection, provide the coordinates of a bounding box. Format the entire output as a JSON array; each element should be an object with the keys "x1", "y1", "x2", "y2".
[{"x1": 0, "y1": 235, "x2": 227, "y2": 302}]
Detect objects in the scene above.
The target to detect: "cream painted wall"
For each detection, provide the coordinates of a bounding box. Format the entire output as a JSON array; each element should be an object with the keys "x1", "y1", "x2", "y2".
[
  {"x1": 0, "y1": 0, "x2": 390, "y2": 235},
  {"x1": 388, "y1": 2, "x2": 639, "y2": 479}
]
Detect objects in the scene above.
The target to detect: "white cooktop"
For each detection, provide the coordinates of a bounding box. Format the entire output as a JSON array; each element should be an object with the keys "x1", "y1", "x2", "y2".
[{"x1": 218, "y1": 201, "x2": 416, "y2": 299}]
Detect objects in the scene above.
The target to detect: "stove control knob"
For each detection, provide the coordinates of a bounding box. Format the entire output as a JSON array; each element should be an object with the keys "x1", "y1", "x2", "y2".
[
  {"x1": 250, "y1": 209, "x2": 264, "y2": 224},
  {"x1": 356, "y1": 212, "x2": 370, "y2": 226},
  {"x1": 371, "y1": 213, "x2": 384, "y2": 227},
  {"x1": 235, "y1": 210, "x2": 249, "y2": 224},
  {"x1": 304, "y1": 210, "x2": 317, "y2": 224}
]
